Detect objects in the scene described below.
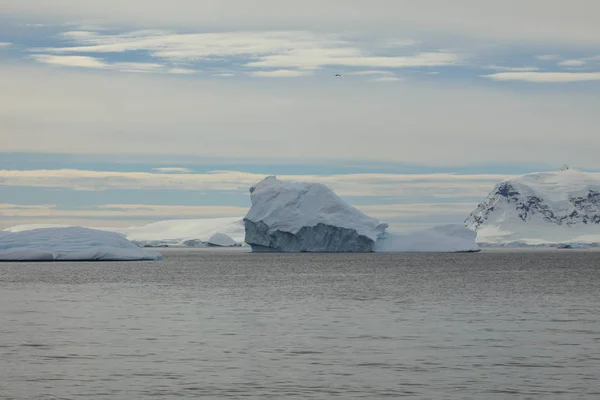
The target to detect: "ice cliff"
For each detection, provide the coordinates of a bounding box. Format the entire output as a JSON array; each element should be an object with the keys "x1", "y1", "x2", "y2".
[{"x1": 243, "y1": 176, "x2": 388, "y2": 252}]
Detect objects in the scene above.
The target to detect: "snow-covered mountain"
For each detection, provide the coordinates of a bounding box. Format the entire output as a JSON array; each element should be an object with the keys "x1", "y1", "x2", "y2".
[{"x1": 465, "y1": 168, "x2": 600, "y2": 244}]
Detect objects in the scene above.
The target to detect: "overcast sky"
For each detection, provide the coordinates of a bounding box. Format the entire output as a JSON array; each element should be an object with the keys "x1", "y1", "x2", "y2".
[{"x1": 1, "y1": 0, "x2": 599, "y2": 230}]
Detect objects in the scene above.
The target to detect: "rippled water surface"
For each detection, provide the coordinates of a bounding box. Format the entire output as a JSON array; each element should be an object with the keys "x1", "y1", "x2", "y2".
[{"x1": 1, "y1": 249, "x2": 600, "y2": 399}]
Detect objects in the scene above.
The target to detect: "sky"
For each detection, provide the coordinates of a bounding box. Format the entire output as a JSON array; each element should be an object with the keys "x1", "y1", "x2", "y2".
[{"x1": 1, "y1": 0, "x2": 599, "y2": 231}]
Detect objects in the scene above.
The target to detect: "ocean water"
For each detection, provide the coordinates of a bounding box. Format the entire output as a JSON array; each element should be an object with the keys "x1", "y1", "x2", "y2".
[{"x1": 1, "y1": 248, "x2": 599, "y2": 399}]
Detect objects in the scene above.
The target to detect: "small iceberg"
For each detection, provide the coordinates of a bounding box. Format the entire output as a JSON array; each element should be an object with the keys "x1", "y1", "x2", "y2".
[{"x1": 0, "y1": 227, "x2": 163, "y2": 261}]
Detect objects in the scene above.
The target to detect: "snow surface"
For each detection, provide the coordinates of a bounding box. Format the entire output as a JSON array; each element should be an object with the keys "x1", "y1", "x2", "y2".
[
  {"x1": 244, "y1": 176, "x2": 388, "y2": 252},
  {"x1": 466, "y1": 169, "x2": 600, "y2": 245},
  {"x1": 375, "y1": 225, "x2": 480, "y2": 253},
  {"x1": 0, "y1": 227, "x2": 163, "y2": 261}
]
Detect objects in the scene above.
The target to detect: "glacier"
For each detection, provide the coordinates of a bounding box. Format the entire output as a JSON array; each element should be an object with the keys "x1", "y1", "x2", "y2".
[
  {"x1": 0, "y1": 227, "x2": 163, "y2": 261},
  {"x1": 465, "y1": 168, "x2": 600, "y2": 245},
  {"x1": 244, "y1": 176, "x2": 388, "y2": 252}
]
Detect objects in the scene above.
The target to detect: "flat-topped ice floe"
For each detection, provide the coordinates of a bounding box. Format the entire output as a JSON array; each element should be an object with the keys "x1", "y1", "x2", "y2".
[
  {"x1": 375, "y1": 225, "x2": 480, "y2": 253},
  {"x1": 244, "y1": 176, "x2": 388, "y2": 252},
  {"x1": 0, "y1": 227, "x2": 163, "y2": 261}
]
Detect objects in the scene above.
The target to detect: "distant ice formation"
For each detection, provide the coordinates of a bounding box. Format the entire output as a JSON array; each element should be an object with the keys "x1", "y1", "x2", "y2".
[
  {"x1": 244, "y1": 176, "x2": 388, "y2": 252},
  {"x1": 0, "y1": 227, "x2": 163, "y2": 261},
  {"x1": 6, "y1": 218, "x2": 245, "y2": 248},
  {"x1": 376, "y1": 225, "x2": 480, "y2": 253},
  {"x1": 466, "y1": 168, "x2": 600, "y2": 245}
]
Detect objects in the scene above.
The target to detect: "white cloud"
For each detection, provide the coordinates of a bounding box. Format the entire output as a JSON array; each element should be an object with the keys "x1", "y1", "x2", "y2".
[
  {"x1": 558, "y1": 59, "x2": 586, "y2": 67},
  {"x1": 3, "y1": 65, "x2": 600, "y2": 168},
  {"x1": 168, "y1": 68, "x2": 197, "y2": 74},
  {"x1": 372, "y1": 76, "x2": 403, "y2": 82},
  {"x1": 0, "y1": 42, "x2": 12, "y2": 47},
  {"x1": 536, "y1": 54, "x2": 559, "y2": 61},
  {"x1": 0, "y1": 168, "x2": 514, "y2": 199},
  {"x1": 152, "y1": 167, "x2": 193, "y2": 173},
  {"x1": 0, "y1": 203, "x2": 247, "y2": 219},
  {"x1": 248, "y1": 69, "x2": 312, "y2": 77},
  {"x1": 488, "y1": 65, "x2": 540, "y2": 72},
  {"x1": 5, "y1": 0, "x2": 600, "y2": 45},
  {"x1": 482, "y1": 72, "x2": 600, "y2": 83},
  {"x1": 32, "y1": 54, "x2": 108, "y2": 68},
  {"x1": 347, "y1": 70, "x2": 393, "y2": 76},
  {"x1": 357, "y1": 202, "x2": 477, "y2": 218},
  {"x1": 30, "y1": 53, "x2": 175, "y2": 74},
  {"x1": 244, "y1": 51, "x2": 459, "y2": 70},
  {"x1": 33, "y1": 29, "x2": 458, "y2": 71}
]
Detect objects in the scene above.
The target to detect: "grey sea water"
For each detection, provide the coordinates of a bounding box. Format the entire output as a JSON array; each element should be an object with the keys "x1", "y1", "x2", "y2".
[{"x1": 1, "y1": 248, "x2": 600, "y2": 399}]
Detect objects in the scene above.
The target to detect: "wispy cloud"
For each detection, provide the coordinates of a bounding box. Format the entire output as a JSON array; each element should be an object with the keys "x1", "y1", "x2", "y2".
[
  {"x1": 0, "y1": 42, "x2": 12, "y2": 48},
  {"x1": 372, "y1": 76, "x2": 403, "y2": 82},
  {"x1": 248, "y1": 69, "x2": 311, "y2": 77},
  {"x1": 0, "y1": 203, "x2": 247, "y2": 219},
  {"x1": 30, "y1": 53, "x2": 196, "y2": 74},
  {"x1": 32, "y1": 29, "x2": 459, "y2": 73},
  {"x1": 347, "y1": 70, "x2": 393, "y2": 76},
  {"x1": 245, "y1": 51, "x2": 459, "y2": 70},
  {"x1": 32, "y1": 54, "x2": 108, "y2": 69},
  {"x1": 0, "y1": 168, "x2": 511, "y2": 198},
  {"x1": 488, "y1": 65, "x2": 540, "y2": 72},
  {"x1": 558, "y1": 59, "x2": 586, "y2": 67},
  {"x1": 152, "y1": 167, "x2": 193, "y2": 173},
  {"x1": 482, "y1": 72, "x2": 600, "y2": 83},
  {"x1": 536, "y1": 54, "x2": 559, "y2": 61}
]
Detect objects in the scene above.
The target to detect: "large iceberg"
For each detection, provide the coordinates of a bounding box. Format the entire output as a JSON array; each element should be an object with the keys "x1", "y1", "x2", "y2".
[
  {"x1": 0, "y1": 227, "x2": 163, "y2": 261},
  {"x1": 243, "y1": 176, "x2": 388, "y2": 252},
  {"x1": 375, "y1": 225, "x2": 480, "y2": 253}
]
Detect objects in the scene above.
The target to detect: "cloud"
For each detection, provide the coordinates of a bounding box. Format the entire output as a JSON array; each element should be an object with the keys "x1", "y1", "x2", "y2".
[
  {"x1": 0, "y1": 203, "x2": 247, "y2": 218},
  {"x1": 536, "y1": 54, "x2": 559, "y2": 61},
  {"x1": 0, "y1": 42, "x2": 12, "y2": 48},
  {"x1": 488, "y1": 65, "x2": 540, "y2": 72},
  {"x1": 3, "y1": 64, "x2": 600, "y2": 168},
  {"x1": 0, "y1": 168, "x2": 512, "y2": 199},
  {"x1": 372, "y1": 76, "x2": 403, "y2": 82},
  {"x1": 168, "y1": 68, "x2": 197, "y2": 74},
  {"x1": 30, "y1": 53, "x2": 176, "y2": 74},
  {"x1": 248, "y1": 69, "x2": 312, "y2": 77},
  {"x1": 482, "y1": 72, "x2": 600, "y2": 82},
  {"x1": 152, "y1": 167, "x2": 193, "y2": 173},
  {"x1": 244, "y1": 51, "x2": 459, "y2": 70},
  {"x1": 31, "y1": 54, "x2": 108, "y2": 69},
  {"x1": 5, "y1": 0, "x2": 600, "y2": 45},
  {"x1": 347, "y1": 70, "x2": 394, "y2": 76},
  {"x1": 32, "y1": 29, "x2": 458, "y2": 72},
  {"x1": 356, "y1": 202, "x2": 477, "y2": 218},
  {"x1": 558, "y1": 59, "x2": 586, "y2": 67}
]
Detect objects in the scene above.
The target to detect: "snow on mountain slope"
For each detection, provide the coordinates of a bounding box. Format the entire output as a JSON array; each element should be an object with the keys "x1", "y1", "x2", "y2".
[
  {"x1": 244, "y1": 176, "x2": 388, "y2": 252},
  {"x1": 5, "y1": 217, "x2": 246, "y2": 246},
  {"x1": 465, "y1": 168, "x2": 600, "y2": 244},
  {"x1": 0, "y1": 227, "x2": 162, "y2": 261}
]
